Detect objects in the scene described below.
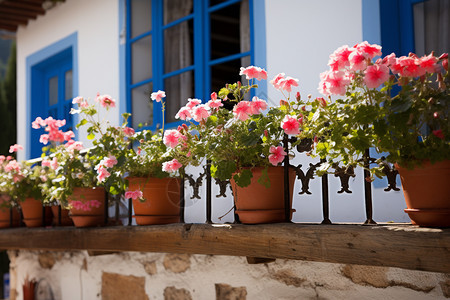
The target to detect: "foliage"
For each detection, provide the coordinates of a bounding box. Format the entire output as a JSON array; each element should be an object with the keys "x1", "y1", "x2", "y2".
[
  {"x1": 170, "y1": 66, "x2": 301, "y2": 187},
  {"x1": 300, "y1": 42, "x2": 449, "y2": 178}
]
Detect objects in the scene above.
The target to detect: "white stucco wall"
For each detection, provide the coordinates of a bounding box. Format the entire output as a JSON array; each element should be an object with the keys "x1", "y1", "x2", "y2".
[{"x1": 16, "y1": 0, "x2": 120, "y2": 161}]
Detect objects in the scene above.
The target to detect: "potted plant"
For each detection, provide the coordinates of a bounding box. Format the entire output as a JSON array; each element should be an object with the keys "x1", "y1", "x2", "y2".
[
  {"x1": 1, "y1": 145, "x2": 50, "y2": 227},
  {"x1": 123, "y1": 91, "x2": 187, "y2": 225},
  {"x1": 0, "y1": 155, "x2": 20, "y2": 228},
  {"x1": 34, "y1": 95, "x2": 124, "y2": 227},
  {"x1": 301, "y1": 41, "x2": 449, "y2": 226},
  {"x1": 171, "y1": 66, "x2": 302, "y2": 224}
]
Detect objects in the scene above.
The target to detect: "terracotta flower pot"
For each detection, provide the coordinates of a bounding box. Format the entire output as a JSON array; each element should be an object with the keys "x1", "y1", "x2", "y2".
[
  {"x1": 230, "y1": 166, "x2": 296, "y2": 224},
  {"x1": 51, "y1": 205, "x2": 74, "y2": 226},
  {"x1": 0, "y1": 194, "x2": 20, "y2": 228},
  {"x1": 68, "y1": 187, "x2": 106, "y2": 227},
  {"x1": 127, "y1": 177, "x2": 180, "y2": 225},
  {"x1": 19, "y1": 197, "x2": 46, "y2": 228},
  {"x1": 396, "y1": 160, "x2": 450, "y2": 227}
]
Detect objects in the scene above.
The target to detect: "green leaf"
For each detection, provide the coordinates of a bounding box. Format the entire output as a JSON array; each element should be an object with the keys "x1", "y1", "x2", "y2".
[
  {"x1": 87, "y1": 133, "x2": 95, "y2": 140},
  {"x1": 76, "y1": 119, "x2": 88, "y2": 129},
  {"x1": 233, "y1": 169, "x2": 253, "y2": 187},
  {"x1": 257, "y1": 167, "x2": 270, "y2": 188},
  {"x1": 211, "y1": 161, "x2": 236, "y2": 181}
]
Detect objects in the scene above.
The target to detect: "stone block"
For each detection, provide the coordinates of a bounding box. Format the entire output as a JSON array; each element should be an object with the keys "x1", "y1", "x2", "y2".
[
  {"x1": 164, "y1": 286, "x2": 192, "y2": 300},
  {"x1": 101, "y1": 272, "x2": 148, "y2": 300},
  {"x1": 215, "y1": 283, "x2": 247, "y2": 300}
]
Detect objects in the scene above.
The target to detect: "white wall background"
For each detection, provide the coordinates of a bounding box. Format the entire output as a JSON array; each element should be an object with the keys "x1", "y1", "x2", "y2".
[{"x1": 16, "y1": 0, "x2": 120, "y2": 161}]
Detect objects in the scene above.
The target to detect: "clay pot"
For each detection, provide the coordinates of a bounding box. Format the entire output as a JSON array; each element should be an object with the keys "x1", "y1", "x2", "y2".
[
  {"x1": 0, "y1": 194, "x2": 20, "y2": 228},
  {"x1": 19, "y1": 197, "x2": 46, "y2": 228},
  {"x1": 127, "y1": 177, "x2": 180, "y2": 225},
  {"x1": 68, "y1": 187, "x2": 106, "y2": 227},
  {"x1": 51, "y1": 205, "x2": 74, "y2": 226},
  {"x1": 396, "y1": 160, "x2": 450, "y2": 227},
  {"x1": 230, "y1": 166, "x2": 296, "y2": 224}
]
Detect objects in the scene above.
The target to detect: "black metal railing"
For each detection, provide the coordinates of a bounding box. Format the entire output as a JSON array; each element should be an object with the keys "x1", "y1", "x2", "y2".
[{"x1": 5, "y1": 137, "x2": 401, "y2": 228}]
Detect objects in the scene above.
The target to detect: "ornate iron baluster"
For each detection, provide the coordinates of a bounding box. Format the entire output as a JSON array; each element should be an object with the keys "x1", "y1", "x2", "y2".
[
  {"x1": 333, "y1": 165, "x2": 355, "y2": 194},
  {"x1": 185, "y1": 171, "x2": 206, "y2": 200},
  {"x1": 214, "y1": 178, "x2": 230, "y2": 197},
  {"x1": 363, "y1": 149, "x2": 376, "y2": 225},
  {"x1": 380, "y1": 160, "x2": 400, "y2": 192},
  {"x1": 294, "y1": 163, "x2": 318, "y2": 195}
]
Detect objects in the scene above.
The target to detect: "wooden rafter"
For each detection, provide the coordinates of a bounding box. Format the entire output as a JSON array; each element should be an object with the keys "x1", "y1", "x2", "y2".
[{"x1": 0, "y1": 0, "x2": 57, "y2": 32}]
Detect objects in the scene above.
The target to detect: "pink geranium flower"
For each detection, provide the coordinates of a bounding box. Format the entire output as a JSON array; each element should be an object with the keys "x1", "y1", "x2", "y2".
[
  {"x1": 96, "y1": 165, "x2": 111, "y2": 183},
  {"x1": 65, "y1": 140, "x2": 83, "y2": 152},
  {"x1": 239, "y1": 66, "x2": 268, "y2": 81},
  {"x1": 249, "y1": 97, "x2": 268, "y2": 114},
  {"x1": 163, "y1": 130, "x2": 182, "y2": 148},
  {"x1": 328, "y1": 45, "x2": 353, "y2": 71},
  {"x1": 175, "y1": 107, "x2": 192, "y2": 121},
  {"x1": 348, "y1": 50, "x2": 368, "y2": 71},
  {"x1": 268, "y1": 145, "x2": 287, "y2": 166},
  {"x1": 207, "y1": 99, "x2": 223, "y2": 110},
  {"x1": 123, "y1": 127, "x2": 135, "y2": 137},
  {"x1": 320, "y1": 71, "x2": 350, "y2": 96},
  {"x1": 100, "y1": 155, "x2": 118, "y2": 168},
  {"x1": 364, "y1": 64, "x2": 390, "y2": 89},
  {"x1": 50, "y1": 157, "x2": 59, "y2": 170},
  {"x1": 186, "y1": 98, "x2": 202, "y2": 109},
  {"x1": 233, "y1": 101, "x2": 251, "y2": 121},
  {"x1": 42, "y1": 159, "x2": 51, "y2": 167},
  {"x1": 279, "y1": 76, "x2": 299, "y2": 93},
  {"x1": 192, "y1": 104, "x2": 210, "y2": 122},
  {"x1": 162, "y1": 159, "x2": 183, "y2": 173},
  {"x1": 39, "y1": 134, "x2": 49, "y2": 145},
  {"x1": 356, "y1": 41, "x2": 382, "y2": 59},
  {"x1": 32, "y1": 117, "x2": 45, "y2": 129},
  {"x1": 151, "y1": 90, "x2": 166, "y2": 102},
  {"x1": 419, "y1": 54, "x2": 438, "y2": 74},
  {"x1": 9, "y1": 144, "x2": 23, "y2": 153},
  {"x1": 270, "y1": 73, "x2": 286, "y2": 90},
  {"x1": 125, "y1": 190, "x2": 144, "y2": 200},
  {"x1": 64, "y1": 130, "x2": 75, "y2": 141},
  {"x1": 96, "y1": 94, "x2": 116, "y2": 109},
  {"x1": 281, "y1": 115, "x2": 301, "y2": 135}
]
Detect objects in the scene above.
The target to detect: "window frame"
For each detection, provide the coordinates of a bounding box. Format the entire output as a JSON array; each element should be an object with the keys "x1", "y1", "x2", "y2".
[{"x1": 125, "y1": 0, "x2": 255, "y2": 131}]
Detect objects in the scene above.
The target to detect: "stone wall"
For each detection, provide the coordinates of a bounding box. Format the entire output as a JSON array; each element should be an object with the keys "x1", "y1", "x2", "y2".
[{"x1": 7, "y1": 250, "x2": 449, "y2": 300}]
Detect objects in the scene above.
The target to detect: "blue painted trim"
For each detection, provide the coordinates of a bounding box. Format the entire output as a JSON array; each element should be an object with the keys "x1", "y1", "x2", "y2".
[
  {"x1": 252, "y1": 0, "x2": 267, "y2": 100},
  {"x1": 162, "y1": 65, "x2": 195, "y2": 79},
  {"x1": 209, "y1": 51, "x2": 252, "y2": 66},
  {"x1": 129, "y1": 31, "x2": 152, "y2": 44},
  {"x1": 362, "y1": 0, "x2": 381, "y2": 44},
  {"x1": 119, "y1": 0, "x2": 127, "y2": 123},
  {"x1": 26, "y1": 32, "x2": 78, "y2": 159},
  {"x1": 380, "y1": 0, "x2": 426, "y2": 56},
  {"x1": 200, "y1": 0, "x2": 209, "y2": 102},
  {"x1": 162, "y1": 14, "x2": 194, "y2": 30},
  {"x1": 208, "y1": 0, "x2": 241, "y2": 13}
]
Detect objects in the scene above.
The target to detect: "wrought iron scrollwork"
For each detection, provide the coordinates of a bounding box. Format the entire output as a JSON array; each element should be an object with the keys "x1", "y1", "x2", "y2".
[
  {"x1": 380, "y1": 160, "x2": 400, "y2": 191},
  {"x1": 296, "y1": 138, "x2": 313, "y2": 153},
  {"x1": 333, "y1": 165, "x2": 355, "y2": 194},
  {"x1": 214, "y1": 178, "x2": 231, "y2": 198},
  {"x1": 294, "y1": 162, "x2": 320, "y2": 195},
  {"x1": 185, "y1": 171, "x2": 206, "y2": 199}
]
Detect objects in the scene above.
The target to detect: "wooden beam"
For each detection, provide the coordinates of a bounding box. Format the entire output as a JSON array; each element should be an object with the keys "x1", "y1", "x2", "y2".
[
  {"x1": 0, "y1": 23, "x2": 18, "y2": 32},
  {"x1": 0, "y1": 7, "x2": 39, "y2": 18},
  {"x1": 1, "y1": 1, "x2": 45, "y2": 14},
  {"x1": 0, "y1": 12, "x2": 30, "y2": 23},
  {"x1": 0, "y1": 224, "x2": 448, "y2": 273}
]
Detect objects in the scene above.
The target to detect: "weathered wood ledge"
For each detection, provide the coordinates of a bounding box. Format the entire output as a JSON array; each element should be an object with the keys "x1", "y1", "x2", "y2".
[{"x1": 0, "y1": 223, "x2": 449, "y2": 273}]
